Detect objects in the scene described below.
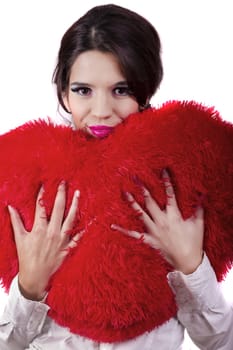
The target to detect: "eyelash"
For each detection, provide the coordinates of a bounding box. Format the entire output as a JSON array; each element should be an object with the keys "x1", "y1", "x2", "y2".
[
  {"x1": 70, "y1": 86, "x2": 133, "y2": 97},
  {"x1": 113, "y1": 87, "x2": 133, "y2": 96},
  {"x1": 70, "y1": 87, "x2": 91, "y2": 96}
]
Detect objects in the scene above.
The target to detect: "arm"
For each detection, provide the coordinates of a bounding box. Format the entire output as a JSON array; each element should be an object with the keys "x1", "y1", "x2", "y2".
[
  {"x1": 168, "y1": 254, "x2": 233, "y2": 350},
  {"x1": 0, "y1": 275, "x2": 49, "y2": 350}
]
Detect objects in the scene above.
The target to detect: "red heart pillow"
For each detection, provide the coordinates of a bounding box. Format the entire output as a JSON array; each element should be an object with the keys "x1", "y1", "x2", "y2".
[{"x1": 0, "y1": 101, "x2": 232, "y2": 342}]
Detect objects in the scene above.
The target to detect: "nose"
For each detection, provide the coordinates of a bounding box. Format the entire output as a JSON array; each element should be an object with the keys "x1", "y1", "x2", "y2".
[{"x1": 91, "y1": 92, "x2": 112, "y2": 120}]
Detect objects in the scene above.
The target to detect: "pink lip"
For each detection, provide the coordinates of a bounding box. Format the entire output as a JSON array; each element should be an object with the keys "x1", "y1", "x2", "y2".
[{"x1": 88, "y1": 125, "x2": 114, "y2": 138}]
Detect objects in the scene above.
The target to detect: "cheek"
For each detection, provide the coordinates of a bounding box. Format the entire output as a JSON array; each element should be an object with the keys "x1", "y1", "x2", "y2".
[
  {"x1": 68, "y1": 100, "x2": 88, "y2": 129},
  {"x1": 116, "y1": 100, "x2": 139, "y2": 119},
  {"x1": 72, "y1": 115, "x2": 82, "y2": 129},
  {"x1": 70, "y1": 108, "x2": 85, "y2": 129}
]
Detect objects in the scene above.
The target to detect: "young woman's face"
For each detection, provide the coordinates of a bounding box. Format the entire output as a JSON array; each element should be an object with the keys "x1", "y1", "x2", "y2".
[{"x1": 63, "y1": 50, "x2": 139, "y2": 138}]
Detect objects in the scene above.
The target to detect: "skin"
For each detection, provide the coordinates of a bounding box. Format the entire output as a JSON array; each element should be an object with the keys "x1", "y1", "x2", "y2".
[
  {"x1": 63, "y1": 50, "x2": 139, "y2": 135},
  {"x1": 111, "y1": 170, "x2": 204, "y2": 275},
  {"x1": 8, "y1": 50, "x2": 204, "y2": 301},
  {"x1": 8, "y1": 184, "x2": 81, "y2": 301}
]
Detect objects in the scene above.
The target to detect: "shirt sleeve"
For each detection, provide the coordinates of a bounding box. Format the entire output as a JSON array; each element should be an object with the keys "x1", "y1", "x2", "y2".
[
  {"x1": 168, "y1": 254, "x2": 233, "y2": 350},
  {"x1": 0, "y1": 275, "x2": 50, "y2": 350}
]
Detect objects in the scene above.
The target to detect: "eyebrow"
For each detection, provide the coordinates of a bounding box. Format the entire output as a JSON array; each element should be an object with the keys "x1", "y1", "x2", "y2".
[
  {"x1": 114, "y1": 81, "x2": 129, "y2": 86},
  {"x1": 70, "y1": 81, "x2": 129, "y2": 87}
]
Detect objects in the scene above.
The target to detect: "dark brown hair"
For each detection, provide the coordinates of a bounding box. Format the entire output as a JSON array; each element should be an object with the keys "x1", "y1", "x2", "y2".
[{"x1": 53, "y1": 4, "x2": 163, "y2": 112}]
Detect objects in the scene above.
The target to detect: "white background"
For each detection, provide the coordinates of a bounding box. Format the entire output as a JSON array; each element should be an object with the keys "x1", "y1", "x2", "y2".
[{"x1": 0, "y1": 1, "x2": 232, "y2": 349}]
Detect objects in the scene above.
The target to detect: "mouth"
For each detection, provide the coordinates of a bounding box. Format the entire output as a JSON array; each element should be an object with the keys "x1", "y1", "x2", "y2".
[{"x1": 88, "y1": 125, "x2": 114, "y2": 139}]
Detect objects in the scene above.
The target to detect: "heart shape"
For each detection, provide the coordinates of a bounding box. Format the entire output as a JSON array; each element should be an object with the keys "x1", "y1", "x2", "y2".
[{"x1": 0, "y1": 101, "x2": 232, "y2": 342}]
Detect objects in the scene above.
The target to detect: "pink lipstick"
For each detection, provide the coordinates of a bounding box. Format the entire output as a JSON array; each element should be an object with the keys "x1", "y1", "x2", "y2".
[{"x1": 89, "y1": 125, "x2": 114, "y2": 139}]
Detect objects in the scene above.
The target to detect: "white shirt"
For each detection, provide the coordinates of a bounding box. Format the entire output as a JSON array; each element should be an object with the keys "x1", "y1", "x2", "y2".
[{"x1": 0, "y1": 254, "x2": 233, "y2": 350}]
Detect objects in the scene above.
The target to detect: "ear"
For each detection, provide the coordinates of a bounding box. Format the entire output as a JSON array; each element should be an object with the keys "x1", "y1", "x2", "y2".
[
  {"x1": 145, "y1": 97, "x2": 151, "y2": 108},
  {"x1": 139, "y1": 98, "x2": 151, "y2": 112},
  {"x1": 62, "y1": 93, "x2": 71, "y2": 114}
]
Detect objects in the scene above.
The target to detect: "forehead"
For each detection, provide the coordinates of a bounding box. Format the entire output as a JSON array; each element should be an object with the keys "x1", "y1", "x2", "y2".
[{"x1": 69, "y1": 50, "x2": 126, "y2": 84}]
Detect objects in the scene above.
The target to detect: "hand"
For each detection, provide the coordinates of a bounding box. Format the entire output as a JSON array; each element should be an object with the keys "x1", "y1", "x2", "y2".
[
  {"x1": 8, "y1": 182, "x2": 82, "y2": 301},
  {"x1": 111, "y1": 170, "x2": 204, "y2": 274}
]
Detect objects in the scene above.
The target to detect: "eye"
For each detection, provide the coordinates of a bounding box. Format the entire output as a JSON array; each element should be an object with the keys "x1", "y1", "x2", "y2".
[
  {"x1": 70, "y1": 86, "x2": 92, "y2": 96},
  {"x1": 113, "y1": 86, "x2": 133, "y2": 96}
]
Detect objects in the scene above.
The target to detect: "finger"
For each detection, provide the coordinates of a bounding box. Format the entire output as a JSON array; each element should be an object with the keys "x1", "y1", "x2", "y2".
[
  {"x1": 111, "y1": 224, "x2": 143, "y2": 240},
  {"x1": 33, "y1": 186, "x2": 47, "y2": 228},
  {"x1": 125, "y1": 192, "x2": 147, "y2": 216},
  {"x1": 68, "y1": 230, "x2": 84, "y2": 249},
  {"x1": 162, "y1": 169, "x2": 180, "y2": 214},
  {"x1": 125, "y1": 192, "x2": 156, "y2": 233},
  {"x1": 194, "y1": 206, "x2": 204, "y2": 222},
  {"x1": 111, "y1": 224, "x2": 162, "y2": 250},
  {"x1": 62, "y1": 190, "x2": 80, "y2": 234},
  {"x1": 8, "y1": 205, "x2": 26, "y2": 239},
  {"x1": 196, "y1": 205, "x2": 204, "y2": 217},
  {"x1": 49, "y1": 181, "x2": 66, "y2": 229},
  {"x1": 142, "y1": 187, "x2": 162, "y2": 221}
]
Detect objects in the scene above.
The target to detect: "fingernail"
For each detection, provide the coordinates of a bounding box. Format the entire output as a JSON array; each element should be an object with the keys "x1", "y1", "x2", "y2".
[
  {"x1": 39, "y1": 185, "x2": 45, "y2": 196},
  {"x1": 142, "y1": 186, "x2": 150, "y2": 195},
  {"x1": 111, "y1": 224, "x2": 118, "y2": 230},
  {"x1": 125, "y1": 192, "x2": 133, "y2": 200},
  {"x1": 7, "y1": 205, "x2": 14, "y2": 214},
  {"x1": 132, "y1": 175, "x2": 144, "y2": 187},
  {"x1": 74, "y1": 190, "x2": 80, "y2": 198},
  {"x1": 59, "y1": 180, "x2": 66, "y2": 189},
  {"x1": 162, "y1": 169, "x2": 169, "y2": 178}
]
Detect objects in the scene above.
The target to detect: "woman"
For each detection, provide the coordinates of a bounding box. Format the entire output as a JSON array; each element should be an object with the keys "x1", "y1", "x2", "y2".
[{"x1": 0, "y1": 4, "x2": 233, "y2": 349}]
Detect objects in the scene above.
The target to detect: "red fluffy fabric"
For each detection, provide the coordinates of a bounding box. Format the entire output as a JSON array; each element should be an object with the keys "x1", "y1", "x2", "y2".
[{"x1": 0, "y1": 101, "x2": 232, "y2": 342}]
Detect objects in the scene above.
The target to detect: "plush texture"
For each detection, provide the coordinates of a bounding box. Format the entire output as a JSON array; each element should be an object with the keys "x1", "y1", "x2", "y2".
[{"x1": 0, "y1": 100, "x2": 232, "y2": 342}]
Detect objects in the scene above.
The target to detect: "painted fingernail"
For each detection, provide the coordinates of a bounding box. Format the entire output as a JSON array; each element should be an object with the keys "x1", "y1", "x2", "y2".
[
  {"x1": 58, "y1": 181, "x2": 66, "y2": 190},
  {"x1": 132, "y1": 175, "x2": 144, "y2": 187},
  {"x1": 111, "y1": 224, "x2": 118, "y2": 230},
  {"x1": 39, "y1": 185, "x2": 45, "y2": 193},
  {"x1": 125, "y1": 192, "x2": 133, "y2": 200},
  {"x1": 162, "y1": 169, "x2": 169, "y2": 178},
  {"x1": 142, "y1": 186, "x2": 150, "y2": 195}
]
